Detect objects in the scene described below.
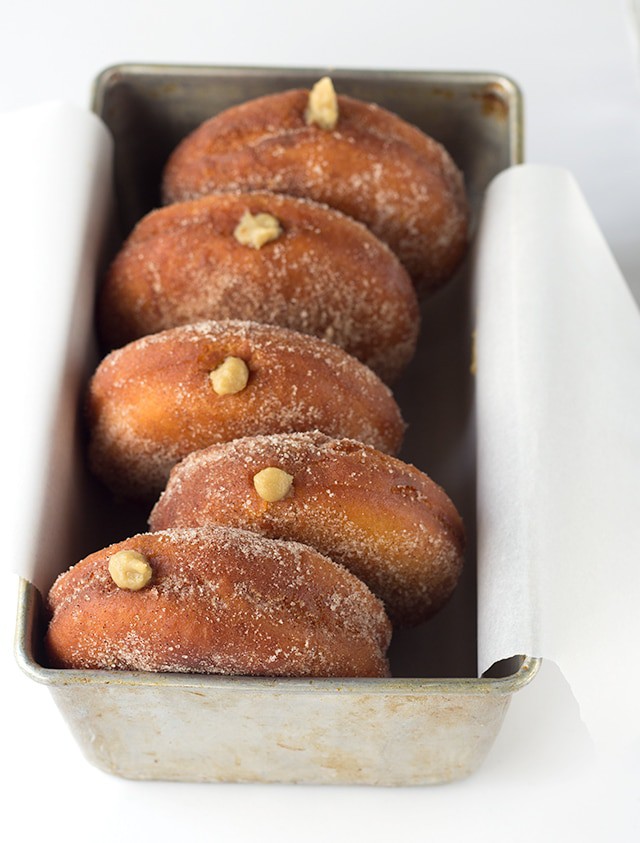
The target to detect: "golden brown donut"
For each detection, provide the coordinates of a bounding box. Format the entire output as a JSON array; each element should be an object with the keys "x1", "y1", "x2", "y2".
[
  {"x1": 45, "y1": 526, "x2": 391, "y2": 677},
  {"x1": 87, "y1": 320, "x2": 405, "y2": 500},
  {"x1": 150, "y1": 431, "x2": 465, "y2": 626},
  {"x1": 98, "y1": 192, "x2": 419, "y2": 382},
  {"x1": 161, "y1": 83, "x2": 469, "y2": 293}
]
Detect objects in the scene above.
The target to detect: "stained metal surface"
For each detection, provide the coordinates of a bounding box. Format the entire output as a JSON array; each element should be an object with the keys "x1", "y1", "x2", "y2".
[
  {"x1": 16, "y1": 578, "x2": 538, "y2": 784},
  {"x1": 15, "y1": 65, "x2": 538, "y2": 785}
]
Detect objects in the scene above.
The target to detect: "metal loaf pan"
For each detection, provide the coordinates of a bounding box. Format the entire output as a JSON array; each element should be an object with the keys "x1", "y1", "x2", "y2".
[{"x1": 15, "y1": 65, "x2": 538, "y2": 785}]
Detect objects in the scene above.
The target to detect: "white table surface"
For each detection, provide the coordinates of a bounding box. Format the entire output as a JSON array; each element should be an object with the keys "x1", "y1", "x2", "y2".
[{"x1": 2, "y1": 1, "x2": 639, "y2": 840}]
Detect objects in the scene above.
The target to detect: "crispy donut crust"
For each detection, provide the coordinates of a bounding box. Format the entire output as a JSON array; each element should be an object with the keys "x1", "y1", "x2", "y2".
[
  {"x1": 86, "y1": 320, "x2": 405, "y2": 500},
  {"x1": 98, "y1": 192, "x2": 419, "y2": 382},
  {"x1": 150, "y1": 432, "x2": 465, "y2": 626},
  {"x1": 45, "y1": 526, "x2": 391, "y2": 677},
  {"x1": 161, "y1": 89, "x2": 469, "y2": 293}
]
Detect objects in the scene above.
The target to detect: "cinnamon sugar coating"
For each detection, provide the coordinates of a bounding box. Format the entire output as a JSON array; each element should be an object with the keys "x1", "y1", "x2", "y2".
[
  {"x1": 161, "y1": 89, "x2": 469, "y2": 294},
  {"x1": 150, "y1": 432, "x2": 465, "y2": 626},
  {"x1": 86, "y1": 320, "x2": 405, "y2": 500},
  {"x1": 98, "y1": 192, "x2": 419, "y2": 383},
  {"x1": 45, "y1": 526, "x2": 391, "y2": 678}
]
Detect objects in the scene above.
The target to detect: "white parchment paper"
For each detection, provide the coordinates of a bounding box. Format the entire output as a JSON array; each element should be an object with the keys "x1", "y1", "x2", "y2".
[
  {"x1": 2, "y1": 102, "x2": 113, "y2": 594},
  {"x1": 475, "y1": 164, "x2": 640, "y2": 748}
]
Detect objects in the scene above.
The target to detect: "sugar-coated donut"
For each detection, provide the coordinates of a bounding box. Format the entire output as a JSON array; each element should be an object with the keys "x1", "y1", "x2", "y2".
[
  {"x1": 98, "y1": 192, "x2": 419, "y2": 382},
  {"x1": 45, "y1": 526, "x2": 391, "y2": 677},
  {"x1": 150, "y1": 431, "x2": 465, "y2": 625},
  {"x1": 161, "y1": 85, "x2": 469, "y2": 293},
  {"x1": 87, "y1": 320, "x2": 405, "y2": 500}
]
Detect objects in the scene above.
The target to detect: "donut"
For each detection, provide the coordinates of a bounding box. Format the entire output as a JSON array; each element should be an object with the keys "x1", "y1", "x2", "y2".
[
  {"x1": 44, "y1": 526, "x2": 391, "y2": 678},
  {"x1": 149, "y1": 431, "x2": 465, "y2": 626},
  {"x1": 98, "y1": 192, "x2": 419, "y2": 382},
  {"x1": 87, "y1": 320, "x2": 405, "y2": 500},
  {"x1": 161, "y1": 78, "x2": 469, "y2": 294}
]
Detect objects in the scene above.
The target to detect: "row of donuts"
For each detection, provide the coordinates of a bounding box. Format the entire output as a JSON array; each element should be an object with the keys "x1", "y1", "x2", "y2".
[{"x1": 45, "y1": 79, "x2": 469, "y2": 679}]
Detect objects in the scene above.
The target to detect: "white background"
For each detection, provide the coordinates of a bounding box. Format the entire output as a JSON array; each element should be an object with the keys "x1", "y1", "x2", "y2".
[{"x1": 2, "y1": 1, "x2": 639, "y2": 840}]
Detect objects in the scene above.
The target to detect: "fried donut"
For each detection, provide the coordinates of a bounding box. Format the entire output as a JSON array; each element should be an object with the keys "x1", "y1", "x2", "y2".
[
  {"x1": 161, "y1": 81, "x2": 469, "y2": 294},
  {"x1": 45, "y1": 526, "x2": 391, "y2": 677},
  {"x1": 98, "y1": 192, "x2": 419, "y2": 382},
  {"x1": 150, "y1": 431, "x2": 465, "y2": 626},
  {"x1": 87, "y1": 320, "x2": 405, "y2": 500}
]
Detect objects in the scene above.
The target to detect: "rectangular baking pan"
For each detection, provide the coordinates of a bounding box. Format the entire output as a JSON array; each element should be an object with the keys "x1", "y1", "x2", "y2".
[{"x1": 15, "y1": 64, "x2": 538, "y2": 785}]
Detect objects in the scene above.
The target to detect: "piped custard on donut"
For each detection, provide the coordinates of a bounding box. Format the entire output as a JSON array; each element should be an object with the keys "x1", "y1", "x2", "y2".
[
  {"x1": 98, "y1": 192, "x2": 419, "y2": 382},
  {"x1": 150, "y1": 431, "x2": 465, "y2": 626},
  {"x1": 87, "y1": 320, "x2": 405, "y2": 500},
  {"x1": 162, "y1": 78, "x2": 469, "y2": 293},
  {"x1": 45, "y1": 526, "x2": 392, "y2": 678}
]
